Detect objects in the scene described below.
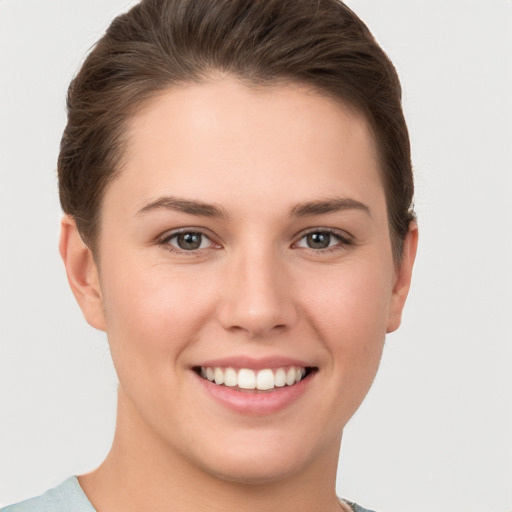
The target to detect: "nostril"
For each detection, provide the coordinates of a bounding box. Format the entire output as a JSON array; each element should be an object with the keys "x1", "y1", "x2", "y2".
[{"x1": 223, "y1": 316, "x2": 289, "y2": 338}]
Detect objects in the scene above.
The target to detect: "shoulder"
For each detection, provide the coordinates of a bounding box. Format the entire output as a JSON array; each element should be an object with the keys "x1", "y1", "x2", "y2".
[{"x1": 1, "y1": 477, "x2": 95, "y2": 512}]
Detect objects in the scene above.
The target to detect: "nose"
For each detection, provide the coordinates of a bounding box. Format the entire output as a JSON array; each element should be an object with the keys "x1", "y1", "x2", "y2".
[{"x1": 216, "y1": 248, "x2": 298, "y2": 338}]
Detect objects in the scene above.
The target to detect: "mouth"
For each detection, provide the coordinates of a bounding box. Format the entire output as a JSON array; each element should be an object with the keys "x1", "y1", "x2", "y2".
[{"x1": 194, "y1": 365, "x2": 317, "y2": 392}]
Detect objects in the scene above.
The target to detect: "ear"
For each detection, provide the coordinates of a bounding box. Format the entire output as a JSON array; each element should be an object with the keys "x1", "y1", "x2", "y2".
[
  {"x1": 386, "y1": 222, "x2": 418, "y2": 333},
  {"x1": 59, "y1": 216, "x2": 106, "y2": 331}
]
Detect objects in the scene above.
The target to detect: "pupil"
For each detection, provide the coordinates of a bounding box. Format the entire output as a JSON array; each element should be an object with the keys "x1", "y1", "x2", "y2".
[
  {"x1": 178, "y1": 232, "x2": 202, "y2": 250},
  {"x1": 307, "y1": 232, "x2": 330, "y2": 249}
]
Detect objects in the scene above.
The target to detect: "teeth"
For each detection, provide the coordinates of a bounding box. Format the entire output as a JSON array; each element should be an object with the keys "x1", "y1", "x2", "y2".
[
  {"x1": 285, "y1": 367, "x2": 296, "y2": 386},
  {"x1": 256, "y1": 369, "x2": 274, "y2": 390},
  {"x1": 214, "y1": 367, "x2": 224, "y2": 385},
  {"x1": 238, "y1": 369, "x2": 256, "y2": 389},
  {"x1": 224, "y1": 367, "x2": 238, "y2": 387},
  {"x1": 274, "y1": 368, "x2": 286, "y2": 387},
  {"x1": 199, "y1": 366, "x2": 309, "y2": 390}
]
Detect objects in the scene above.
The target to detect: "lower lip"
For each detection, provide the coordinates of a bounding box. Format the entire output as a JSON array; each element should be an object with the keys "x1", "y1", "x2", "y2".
[{"x1": 194, "y1": 372, "x2": 313, "y2": 415}]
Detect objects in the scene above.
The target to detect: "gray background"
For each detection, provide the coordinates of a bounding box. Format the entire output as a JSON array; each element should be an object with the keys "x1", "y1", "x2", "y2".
[{"x1": 1, "y1": 1, "x2": 511, "y2": 510}]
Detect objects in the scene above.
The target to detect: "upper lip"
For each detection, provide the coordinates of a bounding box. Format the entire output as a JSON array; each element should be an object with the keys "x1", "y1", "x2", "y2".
[{"x1": 195, "y1": 355, "x2": 315, "y2": 370}]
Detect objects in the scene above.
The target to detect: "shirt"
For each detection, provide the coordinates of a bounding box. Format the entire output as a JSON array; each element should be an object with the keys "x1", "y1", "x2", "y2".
[{"x1": 1, "y1": 477, "x2": 377, "y2": 512}]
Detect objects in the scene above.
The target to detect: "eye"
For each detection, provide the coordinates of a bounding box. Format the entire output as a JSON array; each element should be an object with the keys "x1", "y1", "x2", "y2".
[
  {"x1": 294, "y1": 230, "x2": 349, "y2": 250},
  {"x1": 163, "y1": 231, "x2": 213, "y2": 251}
]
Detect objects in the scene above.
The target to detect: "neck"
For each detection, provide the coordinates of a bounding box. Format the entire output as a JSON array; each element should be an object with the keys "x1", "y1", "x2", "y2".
[{"x1": 79, "y1": 393, "x2": 343, "y2": 512}]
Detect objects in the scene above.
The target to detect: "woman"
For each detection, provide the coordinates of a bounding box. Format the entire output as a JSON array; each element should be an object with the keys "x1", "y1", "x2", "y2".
[{"x1": 3, "y1": 0, "x2": 417, "y2": 511}]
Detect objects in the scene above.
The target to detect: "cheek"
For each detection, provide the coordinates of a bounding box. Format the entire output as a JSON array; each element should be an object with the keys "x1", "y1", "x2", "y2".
[
  {"x1": 99, "y1": 259, "x2": 212, "y2": 362},
  {"x1": 300, "y1": 259, "x2": 392, "y2": 373},
  {"x1": 98, "y1": 263, "x2": 222, "y2": 428},
  {"x1": 288, "y1": 260, "x2": 392, "y2": 434},
  {"x1": 305, "y1": 260, "x2": 392, "y2": 331}
]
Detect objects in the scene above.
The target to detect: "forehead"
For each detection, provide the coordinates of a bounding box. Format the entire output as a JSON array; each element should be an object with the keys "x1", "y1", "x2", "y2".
[{"x1": 110, "y1": 77, "x2": 385, "y2": 217}]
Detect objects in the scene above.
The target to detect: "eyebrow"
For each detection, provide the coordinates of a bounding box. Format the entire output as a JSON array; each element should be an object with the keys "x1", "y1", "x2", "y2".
[
  {"x1": 136, "y1": 196, "x2": 228, "y2": 219},
  {"x1": 136, "y1": 195, "x2": 369, "y2": 219},
  {"x1": 290, "y1": 197, "x2": 371, "y2": 217}
]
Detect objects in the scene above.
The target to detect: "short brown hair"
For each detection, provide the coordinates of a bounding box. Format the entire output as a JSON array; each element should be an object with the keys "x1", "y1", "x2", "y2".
[{"x1": 58, "y1": 0, "x2": 415, "y2": 260}]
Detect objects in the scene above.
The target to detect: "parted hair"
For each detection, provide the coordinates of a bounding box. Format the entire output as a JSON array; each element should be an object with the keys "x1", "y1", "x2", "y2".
[{"x1": 58, "y1": 0, "x2": 415, "y2": 260}]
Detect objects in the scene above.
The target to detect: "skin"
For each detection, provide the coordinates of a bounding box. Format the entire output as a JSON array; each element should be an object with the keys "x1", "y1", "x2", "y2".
[{"x1": 60, "y1": 77, "x2": 417, "y2": 512}]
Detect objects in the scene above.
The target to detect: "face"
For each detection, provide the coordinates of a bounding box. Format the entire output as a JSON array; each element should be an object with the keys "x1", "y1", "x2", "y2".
[{"x1": 67, "y1": 77, "x2": 415, "y2": 484}]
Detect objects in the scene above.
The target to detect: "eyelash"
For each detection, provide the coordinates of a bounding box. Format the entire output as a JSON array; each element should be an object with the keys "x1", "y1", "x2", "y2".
[{"x1": 158, "y1": 228, "x2": 352, "y2": 254}]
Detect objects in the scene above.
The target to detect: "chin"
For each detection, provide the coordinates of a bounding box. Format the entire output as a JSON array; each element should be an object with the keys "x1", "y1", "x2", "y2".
[
  {"x1": 183, "y1": 428, "x2": 335, "y2": 486},
  {"x1": 200, "y1": 454, "x2": 308, "y2": 486}
]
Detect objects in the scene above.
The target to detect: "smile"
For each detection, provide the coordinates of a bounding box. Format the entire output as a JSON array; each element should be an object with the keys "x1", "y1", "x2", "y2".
[{"x1": 197, "y1": 366, "x2": 313, "y2": 391}]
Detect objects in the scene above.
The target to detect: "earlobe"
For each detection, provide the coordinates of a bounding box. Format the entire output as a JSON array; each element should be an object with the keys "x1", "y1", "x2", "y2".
[
  {"x1": 59, "y1": 216, "x2": 106, "y2": 331},
  {"x1": 386, "y1": 222, "x2": 419, "y2": 333}
]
